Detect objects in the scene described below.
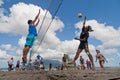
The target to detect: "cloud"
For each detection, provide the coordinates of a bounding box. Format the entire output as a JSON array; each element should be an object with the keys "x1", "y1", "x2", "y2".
[
  {"x1": 18, "y1": 36, "x2": 26, "y2": 48},
  {"x1": 29, "y1": 39, "x2": 79, "y2": 62},
  {"x1": 0, "y1": 2, "x2": 41, "y2": 35},
  {"x1": 35, "y1": 17, "x2": 64, "y2": 49},
  {"x1": 0, "y1": 0, "x2": 3, "y2": 6},
  {"x1": 103, "y1": 48, "x2": 118, "y2": 54},
  {"x1": 0, "y1": 44, "x2": 16, "y2": 51},
  {"x1": 57, "y1": 40, "x2": 78, "y2": 55},
  {"x1": 0, "y1": 49, "x2": 11, "y2": 60}
]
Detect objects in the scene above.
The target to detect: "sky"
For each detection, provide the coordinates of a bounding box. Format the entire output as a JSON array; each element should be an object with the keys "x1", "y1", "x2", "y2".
[{"x1": 0, "y1": 0, "x2": 120, "y2": 68}]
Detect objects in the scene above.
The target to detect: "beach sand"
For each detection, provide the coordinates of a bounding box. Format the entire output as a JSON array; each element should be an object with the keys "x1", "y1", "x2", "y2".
[{"x1": 0, "y1": 68, "x2": 120, "y2": 80}]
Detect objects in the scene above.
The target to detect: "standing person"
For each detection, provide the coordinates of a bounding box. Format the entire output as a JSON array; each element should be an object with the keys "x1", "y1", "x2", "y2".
[
  {"x1": 69, "y1": 16, "x2": 95, "y2": 70},
  {"x1": 36, "y1": 54, "x2": 41, "y2": 66},
  {"x1": 34, "y1": 59, "x2": 39, "y2": 70},
  {"x1": 8, "y1": 57, "x2": 14, "y2": 71},
  {"x1": 40, "y1": 57, "x2": 44, "y2": 70},
  {"x1": 16, "y1": 60, "x2": 20, "y2": 71},
  {"x1": 49, "y1": 63, "x2": 52, "y2": 71},
  {"x1": 22, "y1": 9, "x2": 40, "y2": 63},
  {"x1": 86, "y1": 59, "x2": 89, "y2": 69},
  {"x1": 27, "y1": 59, "x2": 32, "y2": 70},
  {"x1": 79, "y1": 56, "x2": 85, "y2": 70},
  {"x1": 86, "y1": 59, "x2": 91, "y2": 70},
  {"x1": 88, "y1": 60, "x2": 92, "y2": 69},
  {"x1": 95, "y1": 50, "x2": 108, "y2": 70},
  {"x1": 62, "y1": 54, "x2": 68, "y2": 70}
]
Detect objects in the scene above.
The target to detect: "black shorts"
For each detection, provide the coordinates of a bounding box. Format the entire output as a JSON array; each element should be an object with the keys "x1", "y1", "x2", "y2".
[
  {"x1": 80, "y1": 62, "x2": 84, "y2": 65},
  {"x1": 78, "y1": 42, "x2": 88, "y2": 49},
  {"x1": 16, "y1": 64, "x2": 20, "y2": 68},
  {"x1": 99, "y1": 60, "x2": 105, "y2": 64}
]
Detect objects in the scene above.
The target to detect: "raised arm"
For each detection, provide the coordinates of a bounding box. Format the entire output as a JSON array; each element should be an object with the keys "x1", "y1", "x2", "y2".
[
  {"x1": 83, "y1": 16, "x2": 86, "y2": 27},
  {"x1": 74, "y1": 37, "x2": 86, "y2": 41},
  {"x1": 35, "y1": 19, "x2": 40, "y2": 27},
  {"x1": 32, "y1": 9, "x2": 40, "y2": 25}
]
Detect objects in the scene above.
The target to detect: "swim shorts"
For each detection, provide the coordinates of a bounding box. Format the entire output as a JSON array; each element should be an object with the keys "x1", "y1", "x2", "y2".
[{"x1": 25, "y1": 35, "x2": 35, "y2": 48}]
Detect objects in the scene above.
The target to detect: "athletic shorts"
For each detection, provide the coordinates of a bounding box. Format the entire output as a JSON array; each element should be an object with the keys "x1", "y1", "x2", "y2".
[
  {"x1": 25, "y1": 35, "x2": 35, "y2": 48},
  {"x1": 78, "y1": 42, "x2": 88, "y2": 49}
]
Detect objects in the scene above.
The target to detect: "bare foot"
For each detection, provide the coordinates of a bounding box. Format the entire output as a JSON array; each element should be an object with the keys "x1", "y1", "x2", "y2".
[
  {"x1": 92, "y1": 65, "x2": 96, "y2": 70},
  {"x1": 22, "y1": 57, "x2": 27, "y2": 63}
]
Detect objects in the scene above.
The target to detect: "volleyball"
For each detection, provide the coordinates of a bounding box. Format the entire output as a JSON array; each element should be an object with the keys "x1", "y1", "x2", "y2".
[{"x1": 78, "y1": 13, "x2": 82, "y2": 18}]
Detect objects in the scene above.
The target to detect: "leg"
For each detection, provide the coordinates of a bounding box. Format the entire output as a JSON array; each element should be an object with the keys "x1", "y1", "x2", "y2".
[
  {"x1": 85, "y1": 48, "x2": 95, "y2": 70},
  {"x1": 22, "y1": 46, "x2": 30, "y2": 63},
  {"x1": 81, "y1": 64, "x2": 84, "y2": 70},
  {"x1": 100, "y1": 61, "x2": 105, "y2": 70},
  {"x1": 69, "y1": 48, "x2": 83, "y2": 64},
  {"x1": 74, "y1": 48, "x2": 83, "y2": 62},
  {"x1": 23, "y1": 35, "x2": 35, "y2": 63}
]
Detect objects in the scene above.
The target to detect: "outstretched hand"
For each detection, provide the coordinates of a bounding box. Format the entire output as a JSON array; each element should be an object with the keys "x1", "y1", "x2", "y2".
[
  {"x1": 83, "y1": 16, "x2": 86, "y2": 26},
  {"x1": 84, "y1": 16, "x2": 86, "y2": 19},
  {"x1": 74, "y1": 37, "x2": 78, "y2": 40}
]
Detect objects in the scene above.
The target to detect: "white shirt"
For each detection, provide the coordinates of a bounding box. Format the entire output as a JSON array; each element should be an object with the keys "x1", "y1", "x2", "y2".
[{"x1": 8, "y1": 59, "x2": 13, "y2": 65}]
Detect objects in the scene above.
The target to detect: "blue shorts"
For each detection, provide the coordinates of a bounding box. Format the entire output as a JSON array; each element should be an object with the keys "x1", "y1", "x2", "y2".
[{"x1": 25, "y1": 35, "x2": 35, "y2": 48}]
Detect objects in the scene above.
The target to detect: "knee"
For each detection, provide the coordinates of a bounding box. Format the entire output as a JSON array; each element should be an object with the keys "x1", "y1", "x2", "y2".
[
  {"x1": 76, "y1": 49, "x2": 82, "y2": 54},
  {"x1": 86, "y1": 51, "x2": 90, "y2": 55},
  {"x1": 76, "y1": 51, "x2": 80, "y2": 56},
  {"x1": 24, "y1": 46, "x2": 30, "y2": 51}
]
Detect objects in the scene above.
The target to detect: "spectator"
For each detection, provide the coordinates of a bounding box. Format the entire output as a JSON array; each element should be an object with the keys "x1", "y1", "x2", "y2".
[
  {"x1": 16, "y1": 60, "x2": 20, "y2": 71},
  {"x1": 86, "y1": 59, "x2": 91, "y2": 70},
  {"x1": 62, "y1": 54, "x2": 68, "y2": 70},
  {"x1": 95, "y1": 50, "x2": 108, "y2": 70},
  {"x1": 8, "y1": 57, "x2": 14, "y2": 71},
  {"x1": 80, "y1": 56, "x2": 85, "y2": 70},
  {"x1": 49, "y1": 63, "x2": 52, "y2": 71}
]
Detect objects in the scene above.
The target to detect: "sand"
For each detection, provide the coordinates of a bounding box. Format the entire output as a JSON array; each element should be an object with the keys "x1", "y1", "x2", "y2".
[{"x1": 0, "y1": 68, "x2": 120, "y2": 80}]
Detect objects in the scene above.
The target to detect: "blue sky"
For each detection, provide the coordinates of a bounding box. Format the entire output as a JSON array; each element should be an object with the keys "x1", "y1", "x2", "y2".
[{"x1": 0, "y1": 0, "x2": 120, "y2": 68}]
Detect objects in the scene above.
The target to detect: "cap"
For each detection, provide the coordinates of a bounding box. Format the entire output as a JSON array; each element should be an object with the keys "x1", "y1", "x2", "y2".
[{"x1": 88, "y1": 25, "x2": 94, "y2": 32}]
